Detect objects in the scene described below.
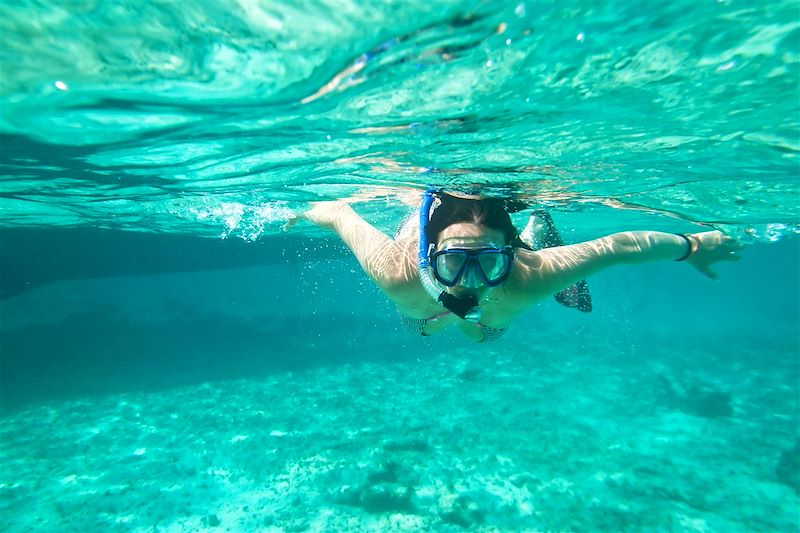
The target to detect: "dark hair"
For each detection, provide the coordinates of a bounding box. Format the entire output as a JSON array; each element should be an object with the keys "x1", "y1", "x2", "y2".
[{"x1": 424, "y1": 192, "x2": 523, "y2": 245}]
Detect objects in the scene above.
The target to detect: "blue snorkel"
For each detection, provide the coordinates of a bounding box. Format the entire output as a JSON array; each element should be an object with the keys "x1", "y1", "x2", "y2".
[{"x1": 418, "y1": 189, "x2": 482, "y2": 322}]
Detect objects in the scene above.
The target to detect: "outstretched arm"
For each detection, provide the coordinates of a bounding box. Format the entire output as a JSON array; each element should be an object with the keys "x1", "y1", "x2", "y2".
[
  {"x1": 285, "y1": 201, "x2": 418, "y2": 297},
  {"x1": 509, "y1": 230, "x2": 743, "y2": 302}
]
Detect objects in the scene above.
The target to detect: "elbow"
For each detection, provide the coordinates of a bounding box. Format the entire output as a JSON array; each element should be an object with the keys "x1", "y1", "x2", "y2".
[
  {"x1": 608, "y1": 232, "x2": 647, "y2": 263},
  {"x1": 379, "y1": 274, "x2": 406, "y2": 294},
  {"x1": 376, "y1": 271, "x2": 416, "y2": 300}
]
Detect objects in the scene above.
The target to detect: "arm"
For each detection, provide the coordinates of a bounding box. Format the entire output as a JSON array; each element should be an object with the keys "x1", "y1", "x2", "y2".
[
  {"x1": 509, "y1": 230, "x2": 742, "y2": 302},
  {"x1": 286, "y1": 201, "x2": 418, "y2": 297}
]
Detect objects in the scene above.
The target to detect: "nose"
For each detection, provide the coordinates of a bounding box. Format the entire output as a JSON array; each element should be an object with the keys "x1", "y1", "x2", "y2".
[{"x1": 460, "y1": 265, "x2": 483, "y2": 289}]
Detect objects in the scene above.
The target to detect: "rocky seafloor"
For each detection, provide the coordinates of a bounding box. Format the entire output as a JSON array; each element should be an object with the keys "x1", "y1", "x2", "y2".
[{"x1": 1, "y1": 332, "x2": 798, "y2": 532}]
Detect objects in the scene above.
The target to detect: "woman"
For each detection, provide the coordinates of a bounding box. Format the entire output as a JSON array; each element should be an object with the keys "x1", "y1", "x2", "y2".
[{"x1": 287, "y1": 190, "x2": 743, "y2": 342}]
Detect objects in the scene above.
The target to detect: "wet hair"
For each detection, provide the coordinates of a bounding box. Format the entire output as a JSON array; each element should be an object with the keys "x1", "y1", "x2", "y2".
[{"x1": 424, "y1": 192, "x2": 527, "y2": 246}]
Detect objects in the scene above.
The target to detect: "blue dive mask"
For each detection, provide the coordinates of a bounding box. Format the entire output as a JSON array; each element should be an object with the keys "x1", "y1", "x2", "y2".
[{"x1": 430, "y1": 246, "x2": 514, "y2": 288}]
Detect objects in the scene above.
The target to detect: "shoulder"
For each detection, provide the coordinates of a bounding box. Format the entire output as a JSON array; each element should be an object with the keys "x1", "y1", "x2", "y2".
[
  {"x1": 497, "y1": 247, "x2": 574, "y2": 307},
  {"x1": 508, "y1": 248, "x2": 548, "y2": 288}
]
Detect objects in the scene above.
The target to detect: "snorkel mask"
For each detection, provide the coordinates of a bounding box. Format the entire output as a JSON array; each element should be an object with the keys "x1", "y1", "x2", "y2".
[
  {"x1": 431, "y1": 246, "x2": 513, "y2": 288},
  {"x1": 417, "y1": 189, "x2": 514, "y2": 321}
]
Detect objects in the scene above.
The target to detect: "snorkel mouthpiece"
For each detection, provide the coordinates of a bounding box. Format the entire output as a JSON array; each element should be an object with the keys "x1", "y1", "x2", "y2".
[
  {"x1": 438, "y1": 292, "x2": 481, "y2": 321},
  {"x1": 418, "y1": 188, "x2": 482, "y2": 323}
]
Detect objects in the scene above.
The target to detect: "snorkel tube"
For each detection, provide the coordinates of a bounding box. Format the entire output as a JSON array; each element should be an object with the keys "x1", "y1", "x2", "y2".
[{"x1": 418, "y1": 189, "x2": 482, "y2": 322}]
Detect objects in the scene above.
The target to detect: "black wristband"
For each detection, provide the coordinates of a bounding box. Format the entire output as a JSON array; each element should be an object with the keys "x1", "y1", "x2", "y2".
[{"x1": 675, "y1": 234, "x2": 695, "y2": 261}]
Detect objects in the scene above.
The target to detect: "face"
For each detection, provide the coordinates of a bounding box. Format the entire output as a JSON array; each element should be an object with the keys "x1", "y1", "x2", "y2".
[{"x1": 436, "y1": 223, "x2": 508, "y2": 296}]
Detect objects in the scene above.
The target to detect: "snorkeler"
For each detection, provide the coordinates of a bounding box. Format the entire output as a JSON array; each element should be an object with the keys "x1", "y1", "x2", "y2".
[{"x1": 286, "y1": 190, "x2": 743, "y2": 342}]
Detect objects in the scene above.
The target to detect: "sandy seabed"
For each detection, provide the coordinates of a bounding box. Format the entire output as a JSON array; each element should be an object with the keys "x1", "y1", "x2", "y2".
[{"x1": 1, "y1": 335, "x2": 798, "y2": 533}]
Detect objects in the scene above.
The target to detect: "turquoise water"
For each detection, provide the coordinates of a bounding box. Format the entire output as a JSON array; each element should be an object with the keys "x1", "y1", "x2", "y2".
[{"x1": 1, "y1": 1, "x2": 799, "y2": 531}]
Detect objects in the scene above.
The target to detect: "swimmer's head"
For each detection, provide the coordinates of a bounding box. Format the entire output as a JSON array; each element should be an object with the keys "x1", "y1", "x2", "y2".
[
  {"x1": 426, "y1": 193, "x2": 518, "y2": 294},
  {"x1": 424, "y1": 192, "x2": 519, "y2": 246}
]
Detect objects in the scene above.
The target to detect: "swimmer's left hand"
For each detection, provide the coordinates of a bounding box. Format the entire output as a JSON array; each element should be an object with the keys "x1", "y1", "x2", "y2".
[{"x1": 686, "y1": 231, "x2": 743, "y2": 279}]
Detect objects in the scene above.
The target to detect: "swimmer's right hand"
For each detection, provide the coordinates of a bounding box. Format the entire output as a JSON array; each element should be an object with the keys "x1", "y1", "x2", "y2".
[{"x1": 283, "y1": 201, "x2": 349, "y2": 231}]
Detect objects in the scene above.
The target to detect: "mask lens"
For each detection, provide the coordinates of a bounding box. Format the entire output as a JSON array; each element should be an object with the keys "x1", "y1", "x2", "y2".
[
  {"x1": 434, "y1": 252, "x2": 467, "y2": 285},
  {"x1": 478, "y1": 251, "x2": 509, "y2": 283}
]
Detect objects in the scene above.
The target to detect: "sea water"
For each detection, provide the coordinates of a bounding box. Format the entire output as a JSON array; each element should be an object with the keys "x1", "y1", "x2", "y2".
[{"x1": 1, "y1": 1, "x2": 798, "y2": 531}]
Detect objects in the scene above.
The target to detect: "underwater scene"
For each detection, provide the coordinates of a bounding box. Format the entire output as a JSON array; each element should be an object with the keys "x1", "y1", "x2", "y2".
[{"x1": 1, "y1": 1, "x2": 799, "y2": 531}]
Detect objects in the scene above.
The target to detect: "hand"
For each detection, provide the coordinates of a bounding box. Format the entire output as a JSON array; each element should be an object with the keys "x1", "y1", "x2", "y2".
[
  {"x1": 283, "y1": 201, "x2": 348, "y2": 231},
  {"x1": 686, "y1": 231, "x2": 743, "y2": 279}
]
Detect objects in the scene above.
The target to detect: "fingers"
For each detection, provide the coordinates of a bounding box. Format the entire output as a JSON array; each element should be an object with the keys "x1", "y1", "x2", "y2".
[
  {"x1": 720, "y1": 238, "x2": 743, "y2": 261},
  {"x1": 721, "y1": 238, "x2": 745, "y2": 252},
  {"x1": 699, "y1": 265, "x2": 719, "y2": 279}
]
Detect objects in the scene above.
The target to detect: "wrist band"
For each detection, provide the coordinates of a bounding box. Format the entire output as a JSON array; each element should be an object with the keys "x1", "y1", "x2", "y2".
[{"x1": 675, "y1": 234, "x2": 696, "y2": 261}]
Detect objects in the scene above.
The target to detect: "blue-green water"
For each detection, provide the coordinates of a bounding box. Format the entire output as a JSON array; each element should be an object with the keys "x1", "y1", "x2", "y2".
[{"x1": 1, "y1": 1, "x2": 799, "y2": 531}]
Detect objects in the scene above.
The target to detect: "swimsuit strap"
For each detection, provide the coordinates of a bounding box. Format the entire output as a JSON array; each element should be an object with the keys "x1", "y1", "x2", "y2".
[
  {"x1": 399, "y1": 309, "x2": 507, "y2": 341},
  {"x1": 397, "y1": 313, "x2": 428, "y2": 336},
  {"x1": 476, "y1": 322, "x2": 507, "y2": 342}
]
